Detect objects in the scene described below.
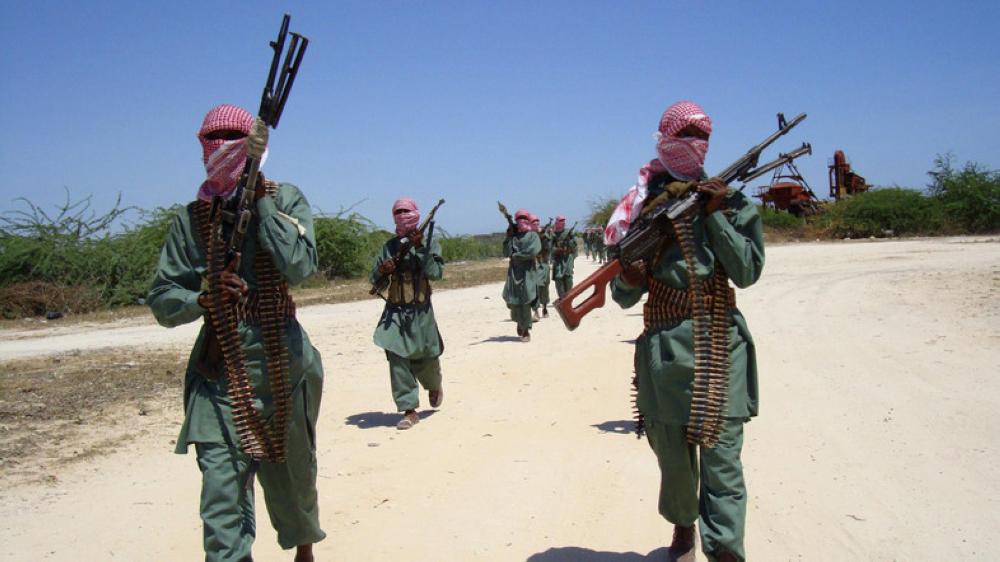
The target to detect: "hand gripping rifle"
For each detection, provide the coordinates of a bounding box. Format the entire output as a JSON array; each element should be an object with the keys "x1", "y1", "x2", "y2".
[
  {"x1": 553, "y1": 221, "x2": 578, "y2": 254},
  {"x1": 554, "y1": 112, "x2": 811, "y2": 331},
  {"x1": 370, "y1": 198, "x2": 446, "y2": 296},
  {"x1": 211, "y1": 14, "x2": 309, "y2": 263}
]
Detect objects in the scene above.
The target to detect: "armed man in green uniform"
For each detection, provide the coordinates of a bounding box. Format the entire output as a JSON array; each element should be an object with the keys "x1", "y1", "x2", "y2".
[
  {"x1": 550, "y1": 216, "x2": 577, "y2": 298},
  {"x1": 606, "y1": 101, "x2": 762, "y2": 562},
  {"x1": 370, "y1": 198, "x2": 445, "y2": 430},
  {"x1": 148, "y1": 104, "x2": 324, "y2": 562},
  {"x1": 503, "y1": 208, "x2": 541, "y2": 342},
  {"x1": 531, "y1": 214, "x2": 553, "y2": 320}
]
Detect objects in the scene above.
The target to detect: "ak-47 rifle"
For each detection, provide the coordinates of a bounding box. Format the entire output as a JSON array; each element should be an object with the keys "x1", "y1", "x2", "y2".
[
  {"x1": 553, "y1": 220, "x2": 578, "y2": 251},
  {"x1": 211, "y1": 14, "x2": 309, "y2": 263},
  {"x1": 555, "y1": 112, "x2": 811, "y2": 330},
  {"x1": 497, "y1": 201, "x2": 517, "y2": 233},
  {"x1": 370, "y1": 199, "x2": 446, "y2": 296}
]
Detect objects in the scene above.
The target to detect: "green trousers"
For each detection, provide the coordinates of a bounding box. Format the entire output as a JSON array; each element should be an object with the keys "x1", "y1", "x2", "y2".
[
  {"x1": 386, "y1": 351, "x2": 442, "y2": 411},
  {"x1": 554, "y1": 276, "x2": 573, "y2": 298},
  {"x1": 644, "y1": 419, "x2": 747, "y2": 562},
  {"x1": 508, "y1": 304, "x2": 533, "y2": 332},
  {"x1": 537, "y1": 280, "x2": 550, "y2": 306},
  {"x1": 194, "y1": 387, "x2": 325, "y2": 562}
]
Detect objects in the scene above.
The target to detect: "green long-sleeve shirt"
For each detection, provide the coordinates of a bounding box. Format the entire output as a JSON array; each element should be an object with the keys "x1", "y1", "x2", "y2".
[
  {"x1": 551, "y1": 231, "x2": 577, "y2": 278},
  {"x1": 502, "y1": 231, "x2": 541, "y2": 305},
  {"x1": 147, "y1": 183, "x2": 324, "y2": 453},
  {"x1": 370, "y1": 236, "x2": 445, "y2": 359},
  {"x1": 611, "y1": 189, "x2": 764, "y2": 425}
]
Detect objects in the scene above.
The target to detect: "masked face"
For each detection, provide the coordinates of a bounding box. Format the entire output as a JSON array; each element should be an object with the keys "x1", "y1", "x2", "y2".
[
  {"x1": 392, "y1": 198, "x2": 420, "y2": 236},
  {"x1": 655, "y1": 133, "x2": 709, "y2": 181},
  {"x1": 654, "y1": 101, "x2": 713, "y2": 182},
  {"x1": 196, "y1": 104, "x2": 256, "y2": 202},
  {"x1": 554, "y1": 216, "x2": 566, "y2": 232},
  {"x1": 515, "y1": 209, "x2": 532, "y2": 234}
]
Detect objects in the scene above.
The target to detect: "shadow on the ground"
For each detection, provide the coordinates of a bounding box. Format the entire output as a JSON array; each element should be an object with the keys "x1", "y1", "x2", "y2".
[
  {"x1": 592, "y1": 420, "x2": 639, "y2": 435},
  {"x1": 526, "y1": 546, "x2": 669, "y2": 561},
  {"x1": 471, "y1": 335, "x2": 523, "y2": 345},
  {"x1": 345, "y1": 410, "x2": 437, "y2": 429}
]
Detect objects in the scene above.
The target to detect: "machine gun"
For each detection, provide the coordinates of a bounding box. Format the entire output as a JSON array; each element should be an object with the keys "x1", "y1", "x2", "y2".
[
  {"x1": 370, "y1": 199, "x2": 446, "y2": 296},
  {"x1": 554, "y1": 112, "x2": 811, "y2": 330},
  {"x1": 211, "y1": 13, "x2": 309, "y2": 263}
]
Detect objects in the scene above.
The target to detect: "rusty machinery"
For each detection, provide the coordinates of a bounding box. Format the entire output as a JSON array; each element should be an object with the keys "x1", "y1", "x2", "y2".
[
  {"x1": 828, "y1": 149, "x2": 870, "y2": 200},
  {"x1": 754, "y1": 158, "x2": 822, "y2": 217}
]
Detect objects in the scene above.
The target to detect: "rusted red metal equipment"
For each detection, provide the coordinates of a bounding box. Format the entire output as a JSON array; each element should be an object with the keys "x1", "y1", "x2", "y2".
[
  {"x1": 828, "y1": 150, "x2": 869, "y2": 199},
  {"x1": 753, "y1": 159, "x2": 821, "y2": 216}
]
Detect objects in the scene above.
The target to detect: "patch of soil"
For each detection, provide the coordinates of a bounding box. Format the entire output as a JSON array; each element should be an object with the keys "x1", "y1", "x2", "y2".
[{"x1": 0, "y1": 348, "x2": 186, "y2": 486}]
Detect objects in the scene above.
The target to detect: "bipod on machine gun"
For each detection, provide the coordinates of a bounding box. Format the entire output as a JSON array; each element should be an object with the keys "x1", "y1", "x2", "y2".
[
  {"x1": 370, "y1": 199, "x2": 446, "y2": 297},
  {"x1": 211, "y1": 13, "x2": 309, "y2": 262},
  {"x1": 554, "y1": 112, "x2": 811, "y2": 331}
]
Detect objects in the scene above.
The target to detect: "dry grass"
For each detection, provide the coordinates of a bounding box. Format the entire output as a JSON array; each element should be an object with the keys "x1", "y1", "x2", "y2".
[{"x1": 0, "y1": 348, "x2": 186, "y2": 486}]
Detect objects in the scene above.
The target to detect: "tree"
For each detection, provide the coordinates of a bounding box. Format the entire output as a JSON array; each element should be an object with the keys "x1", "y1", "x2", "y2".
[{"x1": 927, "y1": 154, "x2": 1000, "y2": 233}]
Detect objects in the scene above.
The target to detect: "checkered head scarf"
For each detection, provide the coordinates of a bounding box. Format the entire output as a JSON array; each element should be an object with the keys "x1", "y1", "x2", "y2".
[
  {"x1": 515, "y1": 208, "x2": 532, "y2": 234},
  {"x1": 530, "y1": 214, "x2": 540, "y2": 232},
  {"x1": 654, "y1": 100, "x2": 712, "y2": 181},
  {"x1": 554, "y1": 215, "x2": 566, "y2": 233},
  {"x1": 392, "y1": 197, "x2": 420, "y2": 237},
  {"x1": 196, "y1": 104, "x2": 256, "y2": 202}
]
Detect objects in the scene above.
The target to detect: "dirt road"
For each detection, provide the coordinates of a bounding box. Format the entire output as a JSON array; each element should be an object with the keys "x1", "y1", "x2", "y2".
[{"x1": 2, "y1": 237, "x2": 999, "y2": 561}]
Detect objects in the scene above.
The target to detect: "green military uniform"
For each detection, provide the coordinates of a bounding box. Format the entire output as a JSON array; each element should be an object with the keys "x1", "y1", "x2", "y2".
[
  {"x1": 583, "y1": 230, "x2": 593, "y2": 259},
  {"x1": 148, "y1": 183, "x2": 325, "y2": 562},
  {"x1": 502, "y1": 230, "x2": 541, "y2": 334},
  {"x1": 611, "y1": 184, "x2": 763, "y2": 562},
  {"x1": 594, "y1": 232, "x2": 608, "y2": 264},
  {"x1": 550, "y1": 230, "x2": 577, "y2": 298},
  {"x1": 535, "y1": 229, "x2": 554, "y2": 314},
  {"x1": 370, "y1": 236, "x2": 445, "y2": 412}
]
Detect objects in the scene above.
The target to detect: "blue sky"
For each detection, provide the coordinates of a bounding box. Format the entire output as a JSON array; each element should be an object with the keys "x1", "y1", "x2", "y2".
[{"x1": 1, "y1": 0, "x2": 997, "y2": 234}]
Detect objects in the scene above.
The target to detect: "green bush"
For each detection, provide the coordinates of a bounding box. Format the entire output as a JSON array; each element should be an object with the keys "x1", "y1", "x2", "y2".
[
  {"x1": 313, "y1": 213, "x2": 388, "y2": 279},
  {"x1": 927, "y1": 155, "x2": 1000, "y2": 233},
  {"x1": 757, "y1": 205, "x2": 805, "y2": 229},
  {"x1": 816, "y1": 187, "x2": 945, "y2": 238},
  {"x1": 439, "y1": 232, "x2": 505, "y2": 262}
]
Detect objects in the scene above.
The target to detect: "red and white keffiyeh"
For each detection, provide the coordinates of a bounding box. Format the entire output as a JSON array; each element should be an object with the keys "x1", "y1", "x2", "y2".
[
  {"x1": 392, "y1": 197, "x2": 420, "y2": 236},
  {"x1": 553, "y1": 215, "x2": 566, "y2": 233},
  {"x1": 196, "y1": 104, "x2": 256, "y2": 202},
  {"x1": 655, "y1": 101, "x2": 711, "y2": 182},
  {"x1": 515, "y1": 208, "x2": 532, "y2": 234},
  {"x1": 529, "y1": 214, "x2": 540, "y2": 232},
  {"x1": 604, "y1": 101, "x2": 712, "y2": 245}
]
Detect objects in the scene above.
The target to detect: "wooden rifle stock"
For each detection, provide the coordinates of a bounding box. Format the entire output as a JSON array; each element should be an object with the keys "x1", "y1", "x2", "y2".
[{"x1": 553, "y1": 259, "x2": 623, "y2": 331}]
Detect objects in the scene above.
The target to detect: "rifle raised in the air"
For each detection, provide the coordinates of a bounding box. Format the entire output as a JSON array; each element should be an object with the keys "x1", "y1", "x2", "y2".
[{"x1": 211, "y1": 14, "x2": 309, "y2": 263}]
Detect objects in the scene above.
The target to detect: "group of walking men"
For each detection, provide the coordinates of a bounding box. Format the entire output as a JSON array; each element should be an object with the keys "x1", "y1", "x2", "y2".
[
  {"x1": 501, "y1": 211, "x2": 577, "y2": 341},
  {"x1": 149, "y1": 97, "x2": 761, "y2": 562}
]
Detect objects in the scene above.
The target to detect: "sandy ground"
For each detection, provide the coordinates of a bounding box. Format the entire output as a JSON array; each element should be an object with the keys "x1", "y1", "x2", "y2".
[{"x1": 2, "y1": 236, "x2": 999, "y2": 561}]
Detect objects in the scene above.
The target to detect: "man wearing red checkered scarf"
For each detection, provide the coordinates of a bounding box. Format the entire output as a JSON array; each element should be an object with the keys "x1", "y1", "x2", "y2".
[
  {"x1": 148, "y1": 103, "x2": 326, "y2": 562},
  {"x1": 605, "y1": 100, "x2": 765, "y2": 562},
  {"x1": 502, "y1": 208, "x2": 542, "y2": 341}
]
